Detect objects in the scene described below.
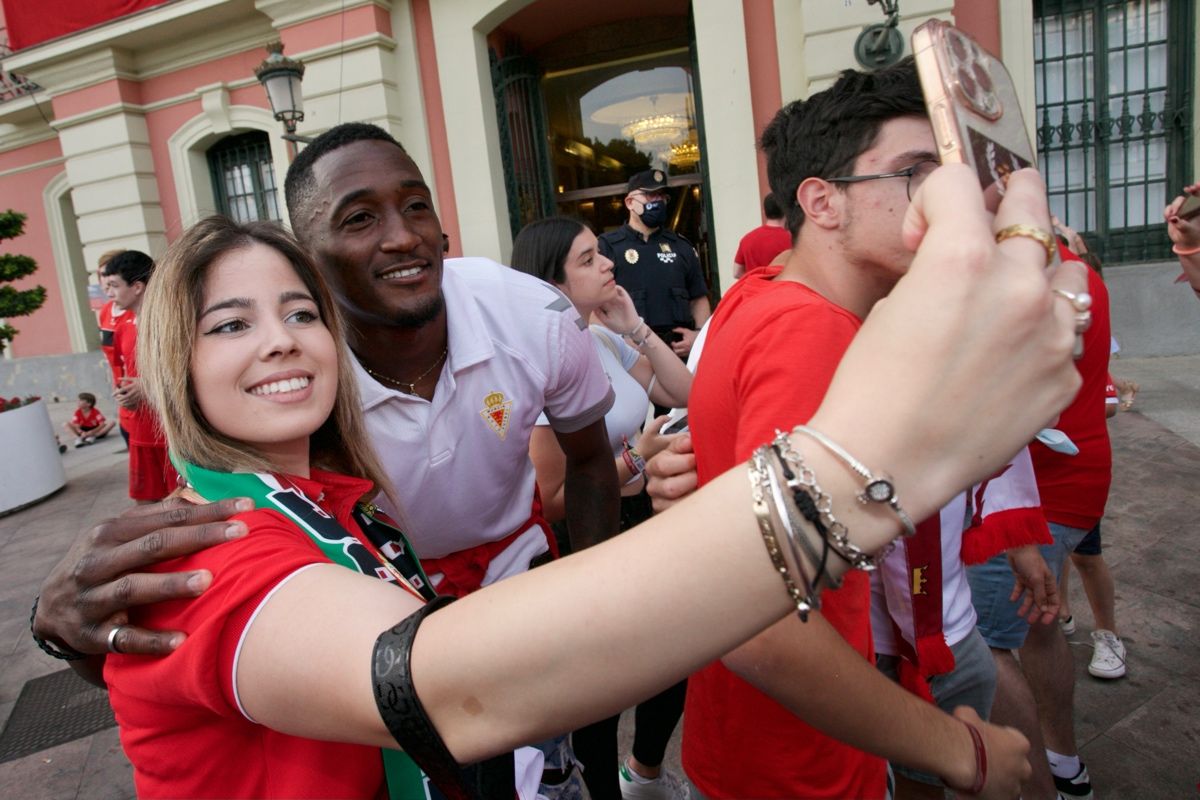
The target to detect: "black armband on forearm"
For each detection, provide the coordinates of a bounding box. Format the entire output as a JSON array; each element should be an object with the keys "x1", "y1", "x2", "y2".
[{"x1": 372, "y1": 595, "x2": 515, "y2": 800}]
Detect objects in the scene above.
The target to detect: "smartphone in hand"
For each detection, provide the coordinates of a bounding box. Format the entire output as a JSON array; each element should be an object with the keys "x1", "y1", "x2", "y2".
[
  {"x1": 911, "y1": 20, "x2": 1037, "y2": 208},
  {"x1": 1177, "y1": 193, "x2": 1200, "y2": 221}
]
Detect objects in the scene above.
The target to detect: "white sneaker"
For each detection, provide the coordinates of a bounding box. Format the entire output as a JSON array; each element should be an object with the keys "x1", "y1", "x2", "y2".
[
  {"x1": 1088, "y1": 630, "x2": 1126, "y2": 679},
  {"x1": 619, "y1": 759, "x2": 690, "y2": 800}
]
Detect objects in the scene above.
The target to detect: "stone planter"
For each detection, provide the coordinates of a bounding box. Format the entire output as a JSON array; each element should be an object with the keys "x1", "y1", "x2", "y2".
[{"x1": 0, "y1": 400, "x2": 67, "y2": 515}]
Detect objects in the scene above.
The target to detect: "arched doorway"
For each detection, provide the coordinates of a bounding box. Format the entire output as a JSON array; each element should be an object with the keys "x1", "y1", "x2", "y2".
[{"x1": 489, "y1": 3, "x2": 717, "y2": 295}]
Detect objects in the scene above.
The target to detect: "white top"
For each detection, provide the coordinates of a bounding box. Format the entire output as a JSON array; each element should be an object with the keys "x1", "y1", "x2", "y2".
[
  {"x1": 355, "y1": 257, "x2": 613, "y2": 575},
  {"x1": 537, "y1": 326, "x2": 647, "y2": 457},
  {"x1": 871, "y1": 447, "x2": 1042, "y2": 654}
]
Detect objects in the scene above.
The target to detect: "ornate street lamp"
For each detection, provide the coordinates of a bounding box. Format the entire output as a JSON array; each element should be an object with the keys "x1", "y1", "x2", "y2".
[{"x1": 254, "y1": 41, "x2": 310, "y2": 155}]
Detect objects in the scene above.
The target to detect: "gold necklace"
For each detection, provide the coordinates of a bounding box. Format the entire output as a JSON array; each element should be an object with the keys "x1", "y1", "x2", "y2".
[{"x1": 362, "y1": 346, "x2": 448, "y2": 394}]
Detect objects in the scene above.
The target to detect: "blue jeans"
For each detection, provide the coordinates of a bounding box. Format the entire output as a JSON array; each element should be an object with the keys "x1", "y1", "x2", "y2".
[{"x1": 968, "y1": 522, "x2": 1089, "y2": 650}]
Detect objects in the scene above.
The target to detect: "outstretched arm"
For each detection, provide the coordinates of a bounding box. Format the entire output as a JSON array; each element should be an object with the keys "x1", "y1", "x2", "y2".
[{"x1": 239, "y1": 167, "x2": 1083, "y2": 796}]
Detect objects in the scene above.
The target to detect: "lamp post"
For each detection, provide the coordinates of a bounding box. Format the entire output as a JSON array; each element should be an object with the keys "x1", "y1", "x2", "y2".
[{"x1": 254, "y1": 41, "x2": 310, "y2": 159}]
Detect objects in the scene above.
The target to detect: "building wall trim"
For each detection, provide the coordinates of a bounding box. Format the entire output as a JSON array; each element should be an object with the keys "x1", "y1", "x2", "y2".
[
  {"x1": 42, "y1": 171, "x2": 92, "y2": 354},
  {"x1": 167, "y1": 104, "x2": 291, "y2": 229}
]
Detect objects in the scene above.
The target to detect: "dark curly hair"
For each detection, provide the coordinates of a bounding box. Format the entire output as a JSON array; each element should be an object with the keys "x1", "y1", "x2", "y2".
[{"x1": 760, "y1": 58, "x2": 926, "y2": 238}]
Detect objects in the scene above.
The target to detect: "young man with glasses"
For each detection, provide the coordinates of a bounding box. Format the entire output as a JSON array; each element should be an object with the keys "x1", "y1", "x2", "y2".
[
  {"x1": 598, "y1": 170, "x2": 710, "y2": 359},
  {"x1": 675, "y1": 60, "x2": 1047, "y2": 799}
]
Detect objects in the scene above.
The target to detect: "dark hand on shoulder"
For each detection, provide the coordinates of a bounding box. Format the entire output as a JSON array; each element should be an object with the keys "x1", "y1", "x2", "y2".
[{"x1": 33, "y1": 496, "x2": 251, "y2": 656}]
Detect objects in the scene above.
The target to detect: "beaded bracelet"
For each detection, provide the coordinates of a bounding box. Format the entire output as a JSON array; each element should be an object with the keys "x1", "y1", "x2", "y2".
[
  {"x1": 748, "y1": 448, "x2": 814, "y2": 621},
  {"x1": 621, "y1": 436, "x2": 646, "y2": 477}
]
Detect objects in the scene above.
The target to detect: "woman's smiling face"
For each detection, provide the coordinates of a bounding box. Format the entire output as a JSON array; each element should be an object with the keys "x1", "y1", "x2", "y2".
[{"x1": 190, "y1": 242, "x2": 338, "y2": 476}]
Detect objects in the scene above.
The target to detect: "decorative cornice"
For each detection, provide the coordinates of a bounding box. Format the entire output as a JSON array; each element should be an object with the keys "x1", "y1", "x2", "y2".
[{"x1": 254, "y1": 0, "x2": 391, "y2": 30}]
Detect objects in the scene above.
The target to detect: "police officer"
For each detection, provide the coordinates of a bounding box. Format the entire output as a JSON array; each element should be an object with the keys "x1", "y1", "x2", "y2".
[{"x1": 598, "y1": 169, "x2": 710, "y2": 358}]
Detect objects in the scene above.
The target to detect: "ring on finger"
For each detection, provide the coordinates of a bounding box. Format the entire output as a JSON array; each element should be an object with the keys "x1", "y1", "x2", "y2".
[
  {"x1": 1053, "y1": 288, "x2": 1094, "y2": 313},
  {"x1": 107, "y1": 625, "x2": 126, "y2": 654},
  {"x1": 995, "y1": 224, "x2": 1056, "y2": 266}
]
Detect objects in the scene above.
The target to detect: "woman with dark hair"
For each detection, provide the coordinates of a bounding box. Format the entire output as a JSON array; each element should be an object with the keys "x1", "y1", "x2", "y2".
[{"x1": 511, "y1": 216, "x2": 694, "y2": 799}]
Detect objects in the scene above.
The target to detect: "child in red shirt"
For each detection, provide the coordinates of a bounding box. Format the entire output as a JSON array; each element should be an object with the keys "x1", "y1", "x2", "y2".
[{"x1": 64, "y1": 392, "x2": 115, "y2": 446}]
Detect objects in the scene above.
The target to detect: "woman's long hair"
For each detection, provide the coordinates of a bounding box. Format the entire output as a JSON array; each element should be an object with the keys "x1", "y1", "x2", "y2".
[
  {"x1": 510, "y1": 216, "x2": 588, "y2": 284},
  {"x1": 138, "y1": 216, "x2": 392, "y2": 500}
]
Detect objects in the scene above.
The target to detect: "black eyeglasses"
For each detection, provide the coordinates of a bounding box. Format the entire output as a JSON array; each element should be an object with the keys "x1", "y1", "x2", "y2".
[{"x1": 825, "y1": 159, "x2": 940, "y2": 201}]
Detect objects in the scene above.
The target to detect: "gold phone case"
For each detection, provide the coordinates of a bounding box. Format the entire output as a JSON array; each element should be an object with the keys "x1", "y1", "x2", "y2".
[{"x1": 911, "y1": 19, "x2": 1037, "y2": 196}]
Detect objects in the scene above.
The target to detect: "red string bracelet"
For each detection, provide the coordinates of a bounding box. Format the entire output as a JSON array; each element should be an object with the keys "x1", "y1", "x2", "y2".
[{"x1": 956, "y1": 720, "x2": 987, "y2": 796}]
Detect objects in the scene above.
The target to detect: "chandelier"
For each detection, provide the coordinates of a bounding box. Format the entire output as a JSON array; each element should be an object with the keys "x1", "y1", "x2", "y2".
[
  {"x1": 669, "y1": 140, "x2": 700, "y2": 169},
  {"x1": 621, "y1": 113, "x2": 689, "y2": 149}
]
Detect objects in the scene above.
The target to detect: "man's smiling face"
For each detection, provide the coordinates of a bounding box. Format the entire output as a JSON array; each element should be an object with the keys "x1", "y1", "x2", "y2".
[{"x1": 302, "y1": 139, "x2": 445, "y2": 329}]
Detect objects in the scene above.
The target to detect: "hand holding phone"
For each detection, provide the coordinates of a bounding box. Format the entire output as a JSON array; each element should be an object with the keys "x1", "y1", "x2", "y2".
[
  {"x1": 911, "y1": 20, "x2": 1037, "y2": 207},
  {"x1": 1177, "y1": 193, "x2": 1200, "y2": 221}
]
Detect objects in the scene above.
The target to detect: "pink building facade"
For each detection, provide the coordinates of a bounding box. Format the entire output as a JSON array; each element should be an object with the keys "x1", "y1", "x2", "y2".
[{"x1": 0, "y1": 0, "x2": 1194, "y2": 376}]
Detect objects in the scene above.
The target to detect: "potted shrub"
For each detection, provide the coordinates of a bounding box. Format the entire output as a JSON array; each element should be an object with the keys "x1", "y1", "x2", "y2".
[{"x1": 0, "y1": 395, "x2": 67, "y2": 514}]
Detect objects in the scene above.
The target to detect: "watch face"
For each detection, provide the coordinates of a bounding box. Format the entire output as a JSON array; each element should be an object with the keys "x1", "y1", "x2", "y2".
[{"x1": 864, "y1": 479, "x2": 895, "y2": 503}]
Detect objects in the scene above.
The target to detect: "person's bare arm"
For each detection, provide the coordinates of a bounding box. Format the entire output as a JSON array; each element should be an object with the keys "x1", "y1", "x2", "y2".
[
  {"x1": 723, "y1": 614, "x2": 1027, "y2": 798},
  {"x1": 33, "y1": 497, "x2": 252, "y2": 664},
  {"x1": 556, "y1": 419, "x2": 620, "y2": 551}
]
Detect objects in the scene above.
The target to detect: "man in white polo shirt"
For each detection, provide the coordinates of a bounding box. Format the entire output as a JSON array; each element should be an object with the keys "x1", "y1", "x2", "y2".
[{"x1": 285, "y1": 123, "x2": 619, "y2": 595}]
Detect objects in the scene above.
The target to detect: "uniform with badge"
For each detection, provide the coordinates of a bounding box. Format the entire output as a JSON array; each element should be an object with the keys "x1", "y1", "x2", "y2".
[{"x1": 598, "y1": 170, "x2": 709, "y2": 345}]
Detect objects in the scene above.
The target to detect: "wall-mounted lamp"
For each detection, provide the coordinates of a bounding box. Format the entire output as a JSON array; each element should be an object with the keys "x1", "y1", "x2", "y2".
[{"x1": 254, "y1": 41, "x2": 311, "y2": 155}]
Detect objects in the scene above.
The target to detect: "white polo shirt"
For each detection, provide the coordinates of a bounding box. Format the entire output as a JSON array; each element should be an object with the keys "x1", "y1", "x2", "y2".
[{"x1": 355, "y1": 257, "x2": 614, "y2": 579}]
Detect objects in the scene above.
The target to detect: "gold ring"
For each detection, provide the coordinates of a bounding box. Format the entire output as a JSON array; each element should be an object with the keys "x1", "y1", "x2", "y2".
[
  {"x1": 995, "y1": 224, "x2": 1056, "y2": 266},
  {"x1": 1052, "y1": 288, "x2": 1093, "y2": 312}
]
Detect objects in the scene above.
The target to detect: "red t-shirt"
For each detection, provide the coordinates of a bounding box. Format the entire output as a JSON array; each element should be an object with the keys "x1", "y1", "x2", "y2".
[
  {"x1": 1030, "y1": 256, "x2": 1112, "y2": 529},
  {"x1": 112, "y1": 315, "x2": 165, "y2": 446},
  {"x1": 104, "y1": 469, "x2": 388, "y2": 799},
  {"x1": 72, "y1": 406, "x2": 105, "y2": 429},
  {"x1": 98, "y1": 301, "x2": 132, "y2": 386},
  {"x1": 734, "y1": 224, "x2": 793, "y2": 273},
  {"x1": 684, "y1": 267, "x2": 886, "y2": 799}
]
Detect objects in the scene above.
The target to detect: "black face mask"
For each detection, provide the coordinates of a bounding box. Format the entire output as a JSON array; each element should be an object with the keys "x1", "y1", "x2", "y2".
[{"x1": 638, "y1": 200, "x2": 668, "y2": 229}]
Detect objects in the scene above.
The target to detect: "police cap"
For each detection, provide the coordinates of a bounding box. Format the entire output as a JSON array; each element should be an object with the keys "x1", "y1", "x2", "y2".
[{"x1": 626, "y1": 169, "x2": 668, "y2": 194}]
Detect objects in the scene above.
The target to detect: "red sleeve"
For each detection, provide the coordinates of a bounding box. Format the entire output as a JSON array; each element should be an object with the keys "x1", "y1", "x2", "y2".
[
  {"x1": 731, "y1": 307, "x2": 859, "y2": 461},
  {"x1": 71, "y1": 409, "x2": 84, "y2": 426},
  {"x1": 110, "y1": 511, "x2": 329, "y2": 718}
]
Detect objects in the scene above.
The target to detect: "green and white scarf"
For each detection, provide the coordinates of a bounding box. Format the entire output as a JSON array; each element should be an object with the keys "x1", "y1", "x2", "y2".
[{"x1": 172, "y1": 455, "x2": 443, "y2": 800}]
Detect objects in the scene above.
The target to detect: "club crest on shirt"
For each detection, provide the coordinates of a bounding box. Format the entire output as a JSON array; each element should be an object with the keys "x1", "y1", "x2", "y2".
[
  {"x1": 624, "y1": 248, "x2": 639, "y2": 264},
  {"x1": 480, "y1": 390, "x2": 513, "y2": 440},
  {"x1": 911, "y1": 564, "x2": 930, "y2": 596}
]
